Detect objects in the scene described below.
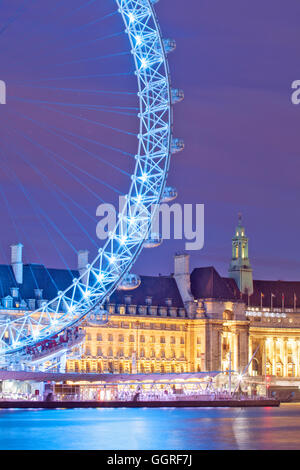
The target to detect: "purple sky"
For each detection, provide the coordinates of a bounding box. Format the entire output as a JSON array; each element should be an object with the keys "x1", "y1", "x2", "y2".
[{"x1": 1, "y1": 0, "x2": 300, "y2": 281}]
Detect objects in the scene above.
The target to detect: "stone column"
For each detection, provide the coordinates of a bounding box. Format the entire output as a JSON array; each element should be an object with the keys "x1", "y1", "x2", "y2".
[
  {"x1": 283, "y1": 338, "x2": 288, "y2": 377},
  {"x1": 293, "y1": 339, "x2": 297, "y2": 377},
  {"x1": 297, "y1": 340, "x2": 300, "y2": 377},
  {"x1": 249, "y1": 336, "x2": 253, "y2": 375},
  {"x1": 272, "y1": 338, "x2": 276, "y2": 376},
  {"x1": 233, "y1": 333, "x2": 239, "y2": 372}
]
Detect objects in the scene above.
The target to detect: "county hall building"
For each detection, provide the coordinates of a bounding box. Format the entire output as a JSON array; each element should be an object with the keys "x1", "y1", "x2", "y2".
[{"x1": 1, "y1": 216, "x2": 300, "y2": 390}]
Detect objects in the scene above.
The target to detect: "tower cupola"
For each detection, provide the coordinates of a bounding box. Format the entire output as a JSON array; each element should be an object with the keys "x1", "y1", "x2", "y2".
[{"x1": 228, "y1": 214, "x2": 253, "y2": 295}]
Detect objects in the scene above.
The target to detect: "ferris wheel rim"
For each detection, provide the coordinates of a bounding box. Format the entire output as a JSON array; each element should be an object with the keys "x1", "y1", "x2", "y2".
[{"x1": 0, "y1": 0, "x2": 173, "y2": 357}]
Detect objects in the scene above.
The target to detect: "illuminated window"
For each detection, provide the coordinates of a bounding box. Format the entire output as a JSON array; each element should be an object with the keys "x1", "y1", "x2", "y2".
[{"x1": 119, "y1": 306, "x2": 125, "y2": 315}]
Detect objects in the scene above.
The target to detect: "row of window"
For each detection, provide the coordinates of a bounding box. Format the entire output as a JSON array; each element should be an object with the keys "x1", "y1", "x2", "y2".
[
  {"x1": 100, "y1": 321, "x2": 186, "y2": 331},
  {"x1": 87, "y1": 333, "x2": 186, "y2": 344},
  {"x1": 67, "y1": 362, "x2": 188, "y2": 374},
  {"x1": 85, "y1": 347, "x2": 185, "y2": 359}
]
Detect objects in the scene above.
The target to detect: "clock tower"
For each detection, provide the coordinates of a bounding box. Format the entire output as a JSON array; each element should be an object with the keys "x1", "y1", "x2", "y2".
[{"x1": 228, "y1": 214, "x2": 253, "y2": 295}]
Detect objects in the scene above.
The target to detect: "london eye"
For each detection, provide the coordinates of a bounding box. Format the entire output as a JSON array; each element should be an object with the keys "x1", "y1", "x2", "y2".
[{"x1": 0, "y1": 0, "x2": 183, "y2": 369}]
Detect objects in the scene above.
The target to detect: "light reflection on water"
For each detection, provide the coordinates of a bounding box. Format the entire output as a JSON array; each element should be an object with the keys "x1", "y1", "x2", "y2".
[{"x1": 0, "y1": 404, "x2": 300, "y2": 450}]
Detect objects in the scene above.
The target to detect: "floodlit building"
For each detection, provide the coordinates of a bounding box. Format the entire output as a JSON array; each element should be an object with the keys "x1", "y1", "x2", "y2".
[{"x1": 1, "y1": 217, "x2": 300, "y2": 392}]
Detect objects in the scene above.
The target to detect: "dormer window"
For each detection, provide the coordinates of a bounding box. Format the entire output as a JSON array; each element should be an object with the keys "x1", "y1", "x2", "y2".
[
  {"x1": 165, "y1": 298, "x2": 172, "y2": 307},
  {"x1": 27, "y1": 299, "x2": 36, "y2": 311},
  {"x1": 3, "y1": 296, "x2": 13, "y2": 309},
  {"x1": 34, "y1": 289, "x2": 43, "y2": 299},
  {"x1": 145, "y1": 296, "x2": 152, "y2": 306},
  {"x1": 10, "y1": 287, "x2": 19, "y2": 298},
  {"x1": 124, "y1": 295, "x2": 132, "y2": 305}
]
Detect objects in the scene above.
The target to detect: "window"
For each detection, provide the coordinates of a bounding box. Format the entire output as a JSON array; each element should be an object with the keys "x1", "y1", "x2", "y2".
[
  {"x1": 170, "y1": 336, "x2": 175, "y2": 344},
  {"x1": 97, "y1": 347, "x2": 102, "y2": 356},
  {"x1": 3, "y1": 297, "x2": 13, "y2": 309},
  {"x1": 97, "y1": 333, "x2": 102, "y2": 341},
  {"x1": 119, "y1": 306, "x2": 125, "y2": 315},
  {"x1": 160, "y1": 336, "x2": 165, "y2": 344},
  {"x1": 108, "y1": 334, "x2": 113, "y2": 341},
  {"x1": 129, "y1": 335, "x2": 135, "y2": 342},
  {"x1": 140, "y1": 335, "x2": 145, "y2": 343},
  {"x1": 180, "y1": 337, "x2": 184, "y2": 344},
  {"x1": 118, "y1": 334, "x2": 124, "y2": 342}
]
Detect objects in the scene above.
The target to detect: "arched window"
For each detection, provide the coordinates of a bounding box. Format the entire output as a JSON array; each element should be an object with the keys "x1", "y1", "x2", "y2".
[{"x1": 223, "y1": 310, "x2": 234, "y2": 320}]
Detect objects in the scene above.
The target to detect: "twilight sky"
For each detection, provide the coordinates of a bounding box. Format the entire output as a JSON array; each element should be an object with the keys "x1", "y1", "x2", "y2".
[{"x1": 1, "y1": 0, "x2": 300, "y2": 281}]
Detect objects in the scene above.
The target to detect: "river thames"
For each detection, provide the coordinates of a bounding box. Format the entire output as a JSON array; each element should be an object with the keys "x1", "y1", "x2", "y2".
[{"x1": 0, "y1": 404, "x2": 300, "y2": 450}]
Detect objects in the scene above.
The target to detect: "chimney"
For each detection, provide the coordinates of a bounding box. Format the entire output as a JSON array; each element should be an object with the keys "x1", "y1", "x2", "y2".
[
  {"x1": 174, "y1": 252, "x2": 195, "y2": 316},
  {"x1": 78, "y1": 250, "x2": 89, "y2": 283},
  {"x1": 11, "y1": 243, "x2": 23, "y2": 285}
]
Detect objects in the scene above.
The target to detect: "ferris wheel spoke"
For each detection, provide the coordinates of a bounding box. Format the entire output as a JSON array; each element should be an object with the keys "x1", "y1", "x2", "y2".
[
  {"x1": 6, "y1": 109, "x2": 125, "y2": 196},
  {"x1": 1, "y1": 137, "x2": 100, "y2": 249},
  {"x1": 63, "y1": 31, "x2": 124, "y2": 52},
  {"x1": 0, "y1": 0, "x2": 176, "y2": 360},
  {"x1": 55, "y1": 50, "x2": 130, "y2": 67},
  {"x1": 9, "y1": 84, "x2": 137, "y2": 96},
  {"x1": 0, "y1": 154, "x2": 76, "y2": 277}
]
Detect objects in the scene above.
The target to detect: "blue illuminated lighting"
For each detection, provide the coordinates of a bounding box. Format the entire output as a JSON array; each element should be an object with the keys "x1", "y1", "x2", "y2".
[{"x1": 0, "y1": 0, "x2": 182, "y2": 366}]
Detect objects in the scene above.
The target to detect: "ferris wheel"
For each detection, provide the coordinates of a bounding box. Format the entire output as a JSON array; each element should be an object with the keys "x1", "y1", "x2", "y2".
[{"x1": 0, "y1": 0, "x2": 183, "y2": 364}]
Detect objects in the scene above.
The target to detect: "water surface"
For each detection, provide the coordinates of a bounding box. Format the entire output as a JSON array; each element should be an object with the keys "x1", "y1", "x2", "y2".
[{"x1": 0, "y1": 404, "x2": 299, "y2": 450}]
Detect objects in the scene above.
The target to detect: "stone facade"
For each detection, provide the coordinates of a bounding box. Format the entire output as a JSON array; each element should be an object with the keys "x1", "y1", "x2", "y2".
[{"x1": 1, "y1": 217, "x2": 300, "y2": 383}]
